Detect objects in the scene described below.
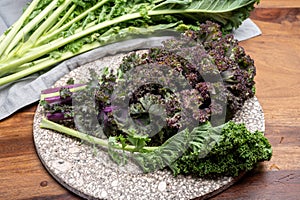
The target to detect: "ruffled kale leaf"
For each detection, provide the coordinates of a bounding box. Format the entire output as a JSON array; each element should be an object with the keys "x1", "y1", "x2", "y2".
[{"x1": 134, "y1": 121, "x2": 272, "y2": 177}]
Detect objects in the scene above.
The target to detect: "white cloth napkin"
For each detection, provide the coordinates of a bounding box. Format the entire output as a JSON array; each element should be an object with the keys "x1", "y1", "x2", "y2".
[{"x1": 0, "y1": 0, "x2": 262, "y2": 120}]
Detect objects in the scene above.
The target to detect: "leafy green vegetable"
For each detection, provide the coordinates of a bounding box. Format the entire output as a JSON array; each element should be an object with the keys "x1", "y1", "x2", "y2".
[
  {"x1": 40, "y1": 117, "x2": 272, "y2": 177},
  {"x1": 0, "y1": 0, "x2": 259, "y2": 86},
  {"x1": 40, "y1": 21, "x2": 257, "y2": 148},
  {"x1": 40, "y1": 117, "x2": 157, "y2": 152},
  {"x1": 133, "y1": 122, "x2": 224, "y2": 173},
  {"x1": 169, "y1": 121, "x2": 272, "y2": 177},
  {"x1": 100, "y1": 21, "x2": 256, "y2": 145},
  {"x1": 38, "y1": 19, "x2": 272, "y2": 178}
]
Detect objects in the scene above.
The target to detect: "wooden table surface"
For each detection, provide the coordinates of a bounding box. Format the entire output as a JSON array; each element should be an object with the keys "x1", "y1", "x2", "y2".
[{"x1": 1, "y1": 1, "x2": 299, "y2": 199}]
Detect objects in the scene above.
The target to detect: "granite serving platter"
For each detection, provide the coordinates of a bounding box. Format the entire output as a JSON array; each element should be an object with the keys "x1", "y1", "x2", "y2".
[{"x1": 33, "y1": 52, "x2": 265, "y2": 200}]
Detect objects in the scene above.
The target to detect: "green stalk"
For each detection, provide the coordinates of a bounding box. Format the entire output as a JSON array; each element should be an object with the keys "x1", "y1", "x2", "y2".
[
  {"x1": 45, "y1": 4, "x2": 77, "y2": 35},
  {"x1": 2, "y1": 0, "x2": 59, "y2": 58},
  {"x1": 0, "y1": 30, "x2": 7, "y2": 43},
  {"x1": 15, "y1": 0, "x2": 73, "y2": 56},
  {"x1": 36, "y1": 0, "x2": 109, "y2": 46},
  {"x1": 0, "y1": 0, "x2": 41, "y2": 57},
  {"x1": 0, "y1": 22, "x2": 177, "y2": 86},
  {"x1": 0, "y1": 0, "x2": 259, "y2": 86},
  {"x1": 3, "y1": 4, "x2": 248, "y2": 71},
  {"x1": 0, "y1": 41, "x2": 102, "y2": 86},
  {"x1": 0, "y1": 12, "x2": 142, "y2": 75},
  {"x1": 0, "y1": 6, "x2": 220, "y2": 78},
  {"x1": 40, "y1": 118, "x2": 157, "y2": 152},
  {"x1": 12, "y1": 57, "x2": 49, "y2": 73},
  {"x1": 0, "y1": 9, "x2": 170, "y2": 78}
]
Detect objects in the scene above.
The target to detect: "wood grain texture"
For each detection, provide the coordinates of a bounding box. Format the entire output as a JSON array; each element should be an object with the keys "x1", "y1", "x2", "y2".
[
  {"x1": 212, "y1": 5, "x2": 300, "y2": 199},
  {"x1": 258, "y1": 0, "x2": 300, "y2": 8},
  {"x1": 212, "y1": 168, "x2": 300, "y2": 200},
  {"x1": 1, "y1": 2, "x2": 300, "y2": 200}
]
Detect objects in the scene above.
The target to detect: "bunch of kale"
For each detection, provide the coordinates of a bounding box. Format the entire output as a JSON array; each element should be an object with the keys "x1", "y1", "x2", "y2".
[
  {"x1": 94, "y1": 21, "x2": 256, "y2": 146},
  {"x1": 40, "y1": 22, "x2": 271, "y2": 177}
]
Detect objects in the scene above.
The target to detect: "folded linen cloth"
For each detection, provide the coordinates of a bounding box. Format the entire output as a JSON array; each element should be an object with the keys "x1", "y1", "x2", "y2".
[{"x1": 0, "y1": 0, "x2": 262, "y2": 120}]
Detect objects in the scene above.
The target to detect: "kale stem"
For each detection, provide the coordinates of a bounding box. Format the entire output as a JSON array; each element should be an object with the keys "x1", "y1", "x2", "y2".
[
  {"x1": 2, "y1": 0, "x2": 60, "y2": 57},
  {"x1": 0, "y1": 21, "x2": 176, "y2": 86},
  {"x1": 0, "y1": 7, "x2": 193, "y2": 80},
  {"x1": 15, "y1": 0, "x2": 73, "y2": 56},
  {"x1": 40, "y1": 118, "x2": 157, "y2": 152},
  {"x1": 46, "y1": 4, "x2": 77, "y2": 35},
  {"x1": 36, "y1": 0, "x2": 109, "y2": 46},
  {"x1": 0, "y1": 12, "x2": 141, "y2": 75},
  {"x1": 0, "y1": 30, "x2": 6, "y2": 43},
  {"x1": 0, "y1": 0, "x2": 41, "y2": 57},
  {"x1": 0, "y1": 41, "x2": 102, "y2": 85}
]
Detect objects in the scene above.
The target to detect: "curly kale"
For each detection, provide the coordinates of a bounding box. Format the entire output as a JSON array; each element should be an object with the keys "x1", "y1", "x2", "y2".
[
  {"x1": 169, "y1": 121, "x2": 272, "y2": 177},
  {"x1": 97, "y1": 21, "x2": 256, "y2": 146},
  {"x1": 41, "y1": 21, "x2": 257, "y2": 148},
  {"x1": 147, "y1": 21, "x2": 256, "y2": 121}
]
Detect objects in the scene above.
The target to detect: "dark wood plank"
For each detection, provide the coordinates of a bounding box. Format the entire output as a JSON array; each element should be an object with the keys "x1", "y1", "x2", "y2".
[
  {"x1": 257, "y1": 0, "x2": 300, "y2": 8},
  {"x1": 213, "y1": 7, "x2": 300, "y2": 199},
  {"x1": 251, "y1": 8, "x2": 300, "y2": 24},
  {"x1": 212, "y1": 169, "x2": 300, "y2": 200},
  {"x1": 242, "y1": 9, "x2": 300, "y2": 128}
]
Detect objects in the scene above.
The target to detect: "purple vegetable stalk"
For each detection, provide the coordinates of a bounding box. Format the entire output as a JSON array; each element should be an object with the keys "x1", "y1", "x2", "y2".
[
  {"x1": 46, "y1": 112, "x2": 74, "y2": 122},
  {"x1": 41, "y1": 84, "x2": 86, "y2": 94},
  {"x1": 44, "y1": 96, "x2": 72, "y2": 105}
]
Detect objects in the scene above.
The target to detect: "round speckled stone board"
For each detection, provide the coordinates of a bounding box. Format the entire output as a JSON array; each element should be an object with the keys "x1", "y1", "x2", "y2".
[{"x1": 33, "y1": 52, "x2": 265, "y2": 200}]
